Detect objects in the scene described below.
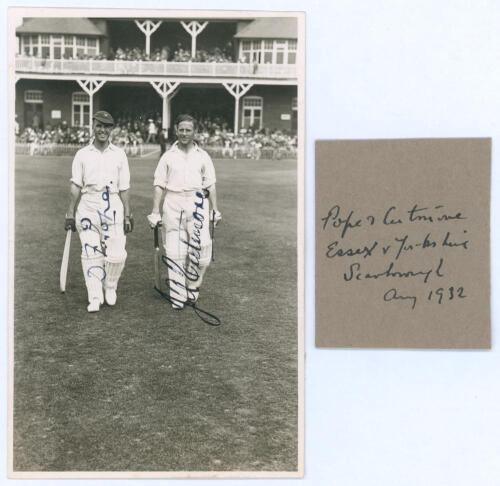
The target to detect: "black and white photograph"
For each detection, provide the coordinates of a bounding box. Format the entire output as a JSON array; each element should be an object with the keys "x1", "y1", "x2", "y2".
[{"x1": 8, "y1": 8, "x2": 304, "y2": 478}]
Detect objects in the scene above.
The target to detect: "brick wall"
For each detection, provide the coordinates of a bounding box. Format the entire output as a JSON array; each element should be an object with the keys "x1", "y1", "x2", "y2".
[
  {"x1": 239, "y1": 85, "x2": 297, "y2": 132},
  {"x1": 15, "y1": 79, "x2": 83, "y2": 130},
  {"x1": 15, "y1": 79, "x2": 298, "y2": 133}
]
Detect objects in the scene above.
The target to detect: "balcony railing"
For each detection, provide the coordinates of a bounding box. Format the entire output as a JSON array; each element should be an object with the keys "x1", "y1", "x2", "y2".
[{"x1": 15, "y1": 56, "x2": 297, "y2": 79}]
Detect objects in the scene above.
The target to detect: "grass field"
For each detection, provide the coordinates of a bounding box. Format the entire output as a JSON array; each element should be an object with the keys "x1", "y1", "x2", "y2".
[{"x1": 13, "y1": 154, "x2": 298, "y2": 472}]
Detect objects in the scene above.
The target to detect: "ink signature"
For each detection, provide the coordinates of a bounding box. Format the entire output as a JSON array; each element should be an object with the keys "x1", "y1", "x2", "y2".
[
  {"x1": 156, "y1": 257, "x2": 221, "y2": 327},
  {"x1": 81, "y1": 185, "x2": 113, "y2": 280},
  {"x1": 157, "y1": 191, "x2": 221, "y2": 327}
]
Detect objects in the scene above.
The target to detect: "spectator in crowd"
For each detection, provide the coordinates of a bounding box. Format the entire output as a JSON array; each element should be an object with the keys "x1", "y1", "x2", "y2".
[
  {"x1": 32, "y1": 113, "x2": 40, "y2": 130},
  {"x1": 158, "y1": 128, "x2": 168, "y2": 155},
  {"x1": 146, "y1": 119, "x2": 158, "y2": 143},
  {"x1": 221, "y1": 131, "x2": 234, "y2": 158},
  {"x1": 126, "y1": 130, "x2": 143, "y2": 157}
]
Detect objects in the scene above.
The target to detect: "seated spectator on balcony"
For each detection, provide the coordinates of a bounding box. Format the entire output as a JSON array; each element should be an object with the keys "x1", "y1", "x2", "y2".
[
  {"x1": 114, "y1": 47, "x2": 126, "y2": 60},
  {"x1": 173, "y1": 47, "x2": 191, "y2": 62},
  {"x1": 160, "y1": 47, "x2": 169, "y2": 61}
]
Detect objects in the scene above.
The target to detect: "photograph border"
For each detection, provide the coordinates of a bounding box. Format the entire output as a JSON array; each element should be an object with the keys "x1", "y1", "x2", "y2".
[{"x1": 7, "y1": 6, "x2": 305, "y2": 479}]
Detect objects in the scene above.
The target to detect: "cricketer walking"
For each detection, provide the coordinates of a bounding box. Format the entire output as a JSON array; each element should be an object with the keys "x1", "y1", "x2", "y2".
[
  {"x1": 147, "y1": 114, "x2": 221, "y2": 309},
  {"x1": 64, "y1": 110, "x2": 134, "y2": 312}
]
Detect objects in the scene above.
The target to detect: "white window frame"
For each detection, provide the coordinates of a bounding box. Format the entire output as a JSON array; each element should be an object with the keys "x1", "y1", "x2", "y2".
[
  {"x1": 21, "y1": 35, "x2": 102, "y2": 59},
  {"x1": 239, "y1": 39, "x2": 297, "y2": 65},
  {"x1": 24, "y1": 90, "x2": 43, "y2": 103},
  {"x1": 40, "y1": 34, "x2": 50, "y2": 58},
  {"x1": 21, "y1": 34, "x2": 41, "y2": 56},
  {"x1": 72, "y1": 91, "x2": 90, "y2": 127},
  {"x1": 273, "y1": 40, "x2": 287, "y2": 64},
  {"x1": 20, "y1": 34, "x2": 98, "y2": 59},
  {"x1": 262, "y1": 40, "x2": 273, "y2": 63},
  {"x1": 242, "y1": 95, "x2": 264, "y2": 130},
  {"x1": 63, "y1": 35, "x2": 75, "y2": 58},
  {"x1": 286, "y1": 39, "x2": 297, "y2": 65},
  {"x1": 50, "y1": 34, "x2": 63, "y2": 59}
]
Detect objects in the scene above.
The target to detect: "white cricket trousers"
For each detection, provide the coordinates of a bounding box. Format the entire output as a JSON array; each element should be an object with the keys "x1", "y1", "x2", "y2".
[
  {"x1": 162, "y1": 190, "x2": 212, "y2": 305},
  {"x1": 76, "y1": 192, "x2": 127, "y2": 303}
]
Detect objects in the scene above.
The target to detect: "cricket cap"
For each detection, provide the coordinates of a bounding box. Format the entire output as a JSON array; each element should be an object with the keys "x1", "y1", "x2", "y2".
[{"x1": 93, "y1": 110, "x2": 114, "y2": 125}]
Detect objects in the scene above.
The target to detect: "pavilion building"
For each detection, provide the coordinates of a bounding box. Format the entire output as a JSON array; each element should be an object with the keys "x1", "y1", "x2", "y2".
[{"x1": 15, "y1": 16, "x2": 299, "y2": 134}]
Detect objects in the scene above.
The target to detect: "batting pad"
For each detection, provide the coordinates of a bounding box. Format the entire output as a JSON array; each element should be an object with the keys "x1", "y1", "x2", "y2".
[
  {"x1": 104, "y1": 260, "x2": 126, "y2": 290},
  {"x1": 81, "y1": 255, "x2": 105, "y2": 302}
]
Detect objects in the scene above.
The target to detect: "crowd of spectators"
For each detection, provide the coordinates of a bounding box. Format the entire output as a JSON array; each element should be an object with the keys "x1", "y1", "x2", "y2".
[
  {"x1": 17, "y1": 123, "x2": 91, "y2": 155},
  {"x1": 16, "y1": 114, "x2": 297, "y2": 159},
  {"x1": 19, "y1": 44, "x2": 235, "y2": 63},
  {"x1": 110, "y1": 46, "x2": 169, "y2": 62},
  {"x1": 196, "y1": 127, "x2": 297, "y2": 160},
  {"x1": 172, "y1": 47, "x2": 232, "y2": 63}
]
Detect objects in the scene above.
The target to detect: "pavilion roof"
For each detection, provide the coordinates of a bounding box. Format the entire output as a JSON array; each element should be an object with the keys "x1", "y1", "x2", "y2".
[
  {"x1": 16, "y1": 18, "x2": 105, "y2": 36},
  {"x1": 234, "y1": 17, "x2": 297, "y2": 39}
]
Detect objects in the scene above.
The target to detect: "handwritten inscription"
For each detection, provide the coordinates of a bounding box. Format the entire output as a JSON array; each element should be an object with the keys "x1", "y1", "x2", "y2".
[
  {"x1": 321, "y1": 204, "x2": 469, "y2": 310},
  {"x1": 157, "y1": 191, "x2": 221, "y2": 327},
  {"x1": 81, "y1": 185, "x2": 114, "y2": 280},
  {"x1": 322, "y1": 204, "x2": 466, "y2": 237}
]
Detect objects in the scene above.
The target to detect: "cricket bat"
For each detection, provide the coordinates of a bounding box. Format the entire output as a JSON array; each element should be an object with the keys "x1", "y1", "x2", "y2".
[
  {"x1": 60, "y1": 229, "x2": 72, "y2": 293},
  {"x1": 153, "y1": 223, "x2": 162, "y2": 291},
  {"x1": 210, "y1": 210, "x2": 216, "y2": 262}
]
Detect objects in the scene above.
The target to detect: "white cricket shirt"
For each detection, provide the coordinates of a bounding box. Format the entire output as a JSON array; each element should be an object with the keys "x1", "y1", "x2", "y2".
[
  {"x1": 153, "y1": 142, "x2": 216, "y2": 192},
  {"x1": 70, "y1": 143, "x2": 130, "y2": 194}
]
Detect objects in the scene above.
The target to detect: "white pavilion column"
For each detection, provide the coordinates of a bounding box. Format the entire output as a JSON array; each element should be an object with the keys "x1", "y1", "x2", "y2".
[
  {"x1": 135, "y1": 20, "x2": 162, "y2": 56},
  {"x1": 165, "y1": 89, "x2": 180, "y2": 129},
  {"x1": 76, "y1": 79, "x2": 106, "y2": 130},
  {"x1": 150, "y1": 80, "x2": 180, "y2": 129},
  {"x1": 180, "y1": 20, "x2": 208, "y2": 59},
  {"x1": 222, "y1": 82, "x2": 253, "y2": 134}
]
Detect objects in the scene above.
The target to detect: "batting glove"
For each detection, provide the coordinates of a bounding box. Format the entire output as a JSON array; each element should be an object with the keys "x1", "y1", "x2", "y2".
[
  {"x1": 64, "y1": 217, "x2": 76, "y2": 232},
  {"x1": 124, "y1": 215, "x2": 134, "y2": 234},
  {"x1": 147, "y1": 212, "x2": 162, "y2": 229},
  {"x1": 212, "y1": 210, "x2": 222, "y2": 227}
]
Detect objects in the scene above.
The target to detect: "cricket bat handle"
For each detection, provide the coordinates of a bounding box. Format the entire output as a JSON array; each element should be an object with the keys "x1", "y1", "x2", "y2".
[{"x1": 153, "y1": 224, "x2": 161, "y2": 290}]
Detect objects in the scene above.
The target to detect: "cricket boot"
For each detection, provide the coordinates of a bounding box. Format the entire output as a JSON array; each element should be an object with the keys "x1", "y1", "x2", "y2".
[
  {"x1": 104, "y1": 257, "x2": 126, "y2": 306},
  {"x1": 81, "y1": 255, "x2": 105, "y2": 312}
]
